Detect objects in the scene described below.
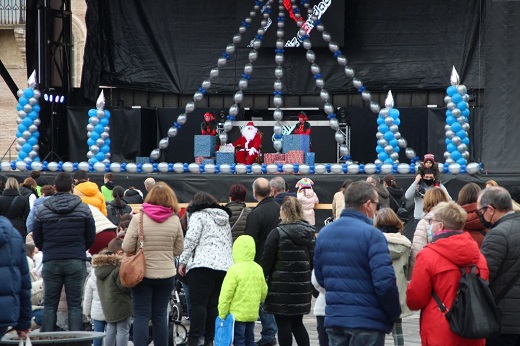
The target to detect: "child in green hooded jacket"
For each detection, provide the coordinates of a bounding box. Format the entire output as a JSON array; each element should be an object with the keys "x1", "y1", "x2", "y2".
[{"x1": 218, "y1": 235, "x2": 267, "y2": 346}]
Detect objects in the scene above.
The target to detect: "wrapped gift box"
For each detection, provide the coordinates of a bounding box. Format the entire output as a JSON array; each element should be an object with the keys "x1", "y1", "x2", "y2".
[
  {"x1": 202, "y1": 158, "x2": 215, "y2": 165},
  {"x1": 285, "y1": 150, "x2": 304, "y2": 164},
  {"x1": 195, "y1": 156, "x2": 204, "y2": 164},
  {"x1": 263, "y1": 153, "x2": 286, "y2": 164},
  {"x1": 282, "y1": 135, "x2": 310, "y2": 153},
  {"x1": 305, "y1": 152, "x2": 315, "y2": 166},
  {"x1": 216, "y1": 152, "x2": 235, "y2": 165},
  {"x1": 194, "y1": 135, "x2": 216, "y2": 157}
]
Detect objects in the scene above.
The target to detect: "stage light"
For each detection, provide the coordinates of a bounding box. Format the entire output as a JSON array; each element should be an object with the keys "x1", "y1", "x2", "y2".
[
  {"x1": 337, "y1": 107, "x2": 351, "y2": 125},
  {"x1": 218, "y1": 110, "x2": 226, "y2": 123},
  {"x1": 43, "y1": 88, "x2": 66, "y2": 104}
]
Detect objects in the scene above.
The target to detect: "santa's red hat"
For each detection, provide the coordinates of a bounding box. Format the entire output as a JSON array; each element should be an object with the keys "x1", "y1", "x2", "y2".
[
  {"x1": 246, "y1": 121, "x2": 255, "y2": 127},
  {"x1": 298, "y1": 112, "x2": 308, "y2": 121}
]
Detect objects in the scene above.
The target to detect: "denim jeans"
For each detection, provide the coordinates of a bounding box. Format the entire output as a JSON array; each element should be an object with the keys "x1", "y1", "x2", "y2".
[
  {"x1": 234, "y1": 321, "x2": 255, "y2": 346},
  {"x1": 92, "y1": 320, "x2": 107, "y2": 346},
  {"x1": 327, "y1": 327, "x2": 385, "y2": 346},
  {"x1": 131, "y1": 276, "x2": 174, "y2": 346},
  {"x1": 105, "y1": 316, "x2": 131, "y2": 346},
  {"x1": 258, "y1": 304, "x2": 277, "y2": 344},
  {"x1": 41, "y1": 259, "x2": 87, "y2": 332}
]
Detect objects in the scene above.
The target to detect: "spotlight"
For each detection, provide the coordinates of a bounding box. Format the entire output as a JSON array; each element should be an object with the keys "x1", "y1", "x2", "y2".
[
  {"x1": 43, "y1": 88, "x2": 66, "y2": 104},
  {"x1": 337, "y1": 107, "x2": 352, "y2": 125}
]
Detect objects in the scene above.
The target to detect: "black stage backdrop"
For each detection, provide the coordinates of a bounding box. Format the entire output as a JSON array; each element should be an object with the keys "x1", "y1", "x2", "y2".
[
  {"x1": 81, "y1": 0, "x2": 484, "y2": 99},
  {"x1": 481, "y1": 1, "x2": 520, "y2": 173},
  {"x1": 64, "y1": 106, "x2": 485, "y2": 164}
]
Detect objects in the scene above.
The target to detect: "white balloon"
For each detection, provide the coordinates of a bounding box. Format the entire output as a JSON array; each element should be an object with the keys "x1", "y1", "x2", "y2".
[
  {"x1": 220, "y1": 164, "x2": 232, "y2": 174},
  {"x1": 364, "y1": 163, "x2": 377, "y2": 174},
  {"x1": 347, "y1": 164, "x2": 360, "y2": 174},
  {"x1": 47, "y1": 162, "x2": 59, "y2": 172},
  {"x1": 142, "y1": 163, "x2": 154, "y2": 173},
  {"x1": 282, "y1": 164, "x2": 294, "y2": 174},
  {"x1": 16, "y1": 161, "x2": 27, "y2": 171},
  {"x1": 0, "y1": 162, "x2": 11, "y2": 172},
  {"x1": 251, "y1": 164, "x2": 262, "y2": 174},
  {"x1": 466, "y1": 162, "x2": 479, "y2": 174},
  {"x1": 93, "y1": 162, "x2": 105, "y2": 173},
  {"x1": 188, "y1": 163, "x2": 199, "y2": 173},
  {"x1": 126, "y1": 163, "x2": 137, "y2": 173},
  {"x1": 31, "y1": 161, "x2": 42, "y2": 171},
  {"x1": 397, "y1": 163, "x2": 410, "y2": 174},
  {"x1": 173, "y1": 162, "x2": 184, "y2": 173},
  {"x1": 110, "y1": 162, "x2": 121, "y2": 173},
  {"x1": 315, "y1": 164, "x2": 326, "y2": 174},
  {"x1": 157, "y1": 162, "x2": 169, "y2": 173},
  {"x1": 62, "y1": 162, "x2": 74, "y2": 172},
  {"x1": 78, "y1": 162, "x2": 89, "y2": 171},
  {"x1": 381, "y1": 164, "x2": 393, "y2": 174},
  {"x1": 204, "y1": 163, "x2": 216, "y2": 174},
  {"x1": 266, "y1": 164, "x2": 278, "y2": 174},
  {"x1": 299, "y1": 164, "x2": 310, "y2": 175},
  {"x1": 331, "y1": 164, "x2": 343, "y2": 174},
  {"x1": 235, "y1": 164, "x2": 247, "y2": 174},
  {"x1": 448, "y1": 163, "x2": 461, "y2": 174}
]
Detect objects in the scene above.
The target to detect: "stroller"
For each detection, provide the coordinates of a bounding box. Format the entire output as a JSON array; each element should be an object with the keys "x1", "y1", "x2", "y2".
[{"x1": 168, "y1": 278, "x2": 188, "y2": 345}]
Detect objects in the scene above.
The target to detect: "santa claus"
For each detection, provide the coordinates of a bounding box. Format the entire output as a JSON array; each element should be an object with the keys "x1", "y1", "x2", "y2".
[{"x1": 233, "y1": 122, "x2": 261, "y2": 164}]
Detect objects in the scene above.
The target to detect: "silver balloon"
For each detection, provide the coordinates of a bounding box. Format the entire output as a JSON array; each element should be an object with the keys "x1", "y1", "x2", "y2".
[
  {"x1": 86, "y1": 124, "x2": 94, "y2": 132},
  {"x1": 361, "y1": 91, "x2": 371, "y2": 101},
  {"x1": 329, "y1": 118, "x2": 339, "y2": 130},
  {"x1": 28, "y1": 124, "x2": 37, "y2": 132},
  {"x1": 322, "y1": 31, "x2": 331, "y2": 42},
  {"x1": 457, "y1": 85, "x2": 467, "y2": 95},
  {"x1": 302, "y1": 39, "x2": 312, "y2": 50},
  {"x1": 16, "y1": 117, "x2": 23, "y2": 124},
  {"x1": 462, "y1": 94, "x2": 470, "y2": 102},
  {"x1": 34, "y1": 119, "x2": 41, "y2": 126},
  {"x1": 457, "y1": 144, "x2": 468, "y2": 152},
  {"x1": 462, "y1": 123, "x2": 470, "y2": 131},
  {"x1": 384, "y1": 145, "x2": 394, "y2": 154},
  {"x1": 224, "y1": 120, "x2": 233, "y2": 132},
  {"x1": 384, "y1": 117, "x2": 394, "y2": 126},
  {"x1": 185, "y1": 102, "x2": 195, "y2": 114},
  {"x1": 306, "y1": 50, "x2": 316, "y2": 63},
  {"x1": 238, "y1": 26, "x2": 246, "y2": 34},
  {"x1": 273, "y1": 139, "x2": 282, "y2": 153},
  {"x1": 150, "y1": 149, "x2": 161, "y2": 160},
  {"x1": 32, "y1": 144, "x2": 39, "y2": 152},
  {"x1": 447, "y1": 102, "x2": 456, "y2": 110},
  {"x1": 23, "y1": 157, "x2": 32, "y2": 164},
  {"x1": 219, "y1": 133, "x2": 228, "y2": 144},
  {"x1": 15, "y1": 144, "x2": 22, "y2": 151},
  {"x1": 226, "y1": 43, "x2": 235, "y2": 55},
  {"x1": 252, "y1": 39, "x2": 262, "y2": 50},
  {"x1": 249, "y1": 50, "x2": 258, "y2": 62},
  {"x1": 310, "y1": 64, "x2": 320, "y2": 75},
  {"x1": 344, "y1": 66, "x2": 355, "y2": 77},
  {"x1": 23, "y1": 104, "x2": 32, "y2": 113},
  {"x1": 328, "y1": 41, "x2": 339, "y2": 53},
  {"x1": 90, "y1": 145, "x2": 100, "y2": 154},
  {"x1": 229, "y1": 104, "x2": 239, "y2": 116},
  {"x1": 445, "y1": 124, "x2": 452, "y2": 131},
  {"x1": 233, "y1": 34, "x2": 242, "y2": 44},
  {"x1": 444, "y1": 96, "x2": 452, "y2": 104},
  {"x1": 104, "y1": 126, "x2": 110, "y2": 133},
  {"x1": 394, "y1": 132, "x2": 402, "y2": 139},
  {"x1": 444, "y1": 151, "x2": 451, "y2": 159},
  {"x1": 273, "y1": 108, "x2": 283, "y2": 121},
  {"x1": 193, "y1": 91, "x2": 204, "y2": 102},
  {"x1": 273, "y1": 80, "x2": 283, "y2": 91},
  {"x1": 451, "y1": 108, "x2": 461, "y2": 118},
  {"x1": 210, "y1": 69, "x2": 219, "y2": 79},
  {"x1": 390, "y1": 152, "x2": 399, "y2": 160},
  {"x1": 273, "y1": 95, "x2": 283, "y2": 108},
  {"x1": 274, "y1": 66, "x2": 283, "y2": 79},
  {"x1": 96, "y1": 138, "x2": 105, "y2": 147},
  {"x1": 18, "y1": 110, "x2": 26, "y2": 117},
  {"x1": 339, "y1": 145, "x2": 350, "y2": 157},
  {"x1": 276, "y1": 39, "x2": 284, "y2": 50},
  {"x1": 275, "y1": 53, "x2": 284, "y2": 64},
  {"x1": 337, "y1": 54, "x2": 347, "y2": 66},
  {"x1": 168, "y1": 126, "x2": 178, "y2": 138},
  {"x1": 379, "y1": 108, "x2": 389, "y2": 117},
  {"x1": 352, "y1": 78, "x2": 363, "y2": 89},
  {"x1": 101, "y1": 131, "x2": 109, "y2": 139},
  {"x1": 159, "y1": 137, "x2": 170, "y2": 149},
  {"x1": 87, "y1": 151, "x2": 95, "y2": 159},
  {"x1": 389, "y1": 125, "x2": 399, "y2": 133},
  {"x1": 238, "y1": 78, "x2": 248, "y2": 90},
  {"x1": 445, "y1": 130, "x2": 455, "y2": 138},
  {"x1": 244, "y1": 64, "x2": 253, "y2": 75},
  {"x1": 29, "y1": 97, "x2": 37, "y2": 105},
  {"x1": 316, "y1": 23, "x2": 324, "y2": 32},
  {"x1": 299, "y1": 28, "x2": 307, "y2": 37},
  {"x1": 376, "y1": 132, "x2": 384, "y2": 139},
  {"x1": 320, "y1": 89, "x2": 330, "y2": 102},
  {"x1": 23, "y1": 131, "x2": 31, "y2": 139},
  {"x1": 315, "y1": 78, "x2": 324, "y2": 89},
  {"x1": 457, "y1": 116, "x2": 467, "y2": 124},
  {"x1": 273, "y1": 122, "x2": 283, "y2": 135},
  {"x1": 90, "y1": 117, "x2": 99, "y2": 125},
  {"x1": 374, "y1": 159, "x2": 383, "y2": 165},
  {"x1": 17, "y1": 89, "x2": 24, "y2": 97},
  {"x1": 378, "y1": 139, "x2": 388, "y2": 147},
  {"x1": 370, "y1": 101, "x2": 380, "y2": 113},
  {"x1": 462, "y1": 151, "x2": 470, "y2": 160},
  {"x1": 104, "y1": 154, "x2": 111, "y2": 161},
  {"x1": 33, "y1": 90, "x2": 41, "y2": 99},
  {"x1": 17, "y1": 138, "x2": 26, "y2": 145},
  {"x1": 324, "y1": 102, "x2": 334, "y2": 115},
  {"x1": 177, "y1": 113, "x2": 187, "y2": 125},
  {"x1": 451, "y1": 136, "x2": 461, "y2": 145},
  {"x1": 335, "y1": 131, "x2": 345, "y2": 144},
  {"x1": 234, "y1": 91, "x2": 244, "y2": 104},
  {"x1": 217, "y1": 57, "x2": 227, "y2": 67},
  {"x1": 97, "y1": 110, "x2": 105, "y2": 118},
  {"x1": 405, "y1": 147, "x2": 416, "y2": 159}
]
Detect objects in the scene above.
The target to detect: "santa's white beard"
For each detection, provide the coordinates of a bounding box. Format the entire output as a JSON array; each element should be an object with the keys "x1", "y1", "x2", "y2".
[{"x1": 242, "y1": 128, "x2": 257, "y2": 142}]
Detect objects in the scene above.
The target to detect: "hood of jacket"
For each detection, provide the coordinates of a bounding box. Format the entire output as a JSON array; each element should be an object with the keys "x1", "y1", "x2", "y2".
[
  {"x1": 92, "y1": 253, "x2": 122, "y2": 280},
  {"x1": 188, "y1": 203, "x2": 232, "y2": 226},
  {"x1": 43, "y1": 192, "x2": 83, "y2": 215},
  {"x1": 88, "y1": 205, "x2": 117, "y2": 233},
  {"x1": 384, "y1": 233, "x2": 412, "y2": 260},
  {"x1": 426, "y1": 231, "x2": 481, "y2": 267},
  {"x1": 461, "y1": 202, "x2": 484, "y2": 231},
  {"x1": 104, "y1": 181, "x2": 115, "y2": 190},
  {"x1": 232, "y1": 235, "x2": 256, "y2": 263},
  {"x1": 2, "y1": 188, "x2": 20, "y2": 197},
  {"x1": 74, "y1": 181, "x2": 101, "y2": 197},
  {"x1": 125, "y1": 189, "x2": 141, "y2": 197},
  {"x1": 108, "y1": 200, "x2": 129, "y2": 209},
  {"x1": 142, "y1": 202, "x2": 174, "y2": 223},
  {"x1": 387, "y1": 186, "x2": 404, "y2": 199},
  {"x1": 278, "y1": 221, "x2": 315, "y2": 246}
]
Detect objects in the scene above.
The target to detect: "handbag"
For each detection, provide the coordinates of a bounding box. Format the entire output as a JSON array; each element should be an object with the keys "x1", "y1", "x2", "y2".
[
  {"x1": 389, "y1": 194, "x2": 409, "y2": 222},
  {"x1": 214, "y1": 313, "x2": 234, "y2": 346},
  {"x1": 120, "y1": 212, "x2": 146, "y2": 288}
]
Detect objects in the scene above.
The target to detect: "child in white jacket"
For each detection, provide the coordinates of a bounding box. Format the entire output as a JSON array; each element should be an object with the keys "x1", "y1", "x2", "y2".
[
  {"x1": 296, "y1": 177, "x2": 319, "y2": 225},
  {"x1": 83, "y1": 271, "x2": 106, "y2": 346}
]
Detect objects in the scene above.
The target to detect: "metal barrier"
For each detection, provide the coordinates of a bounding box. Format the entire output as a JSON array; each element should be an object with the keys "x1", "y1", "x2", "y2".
[{"x1": 0, "y1": 0, "x2": 26, "y2": 25}]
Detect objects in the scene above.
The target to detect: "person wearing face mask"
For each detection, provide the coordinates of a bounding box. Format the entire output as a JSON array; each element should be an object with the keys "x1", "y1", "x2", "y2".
[
  {"x1": 479, "y1": 187, "x2": 520, "y2": 346},
  {"x1": 314, "y1": 181, "x2": 401, "y2": 346},
  {"x1": 405, "y1": 168, "x2": 451, "y2": 228}
]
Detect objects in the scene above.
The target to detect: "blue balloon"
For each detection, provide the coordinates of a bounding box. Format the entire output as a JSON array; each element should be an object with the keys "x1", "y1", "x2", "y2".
[
  {"x1": 22, "y1": 117, "x2": 33, "y2": 127},
  {"x1": 384, "y1": 158, "x2": 394, "y2": 164},
  {"x1": 100, "y1": 118, "x2": 109, "y2": 127},
  {"x1": 33, "y1": 131, "x2": 40, "y2": 139},
  {"x1": 90, "y1": 158, "x2": 98, "y2": 164},
  {"x1": 18, "y1": 151, "x2": 27, "y2": 159},
  {"x1": 384, "y1": 131, "x2": 394, "y2": 141},
  {"x1": 457, "y1": 158, "x2": 467, "y2": 166},
  {"x1": 22, "y1": 143, "x2": 32, "y2": 152},
  {"x1": 457, "y1": 101, "x2": 467, "y2": 111},
  {"x1": 95, "y1": 152, "x2": 105, "y2": 161},
  {"x1": 28, "y1": 111, "x2": 38, "y2": 120},
  {"x1": 462, "y1": 137, "x2": 470, "y2": 145},
  {"x1": 389, "y1": 108, "x2": 400, "y2": 119},
  {"x1": 87, "y1": 138, "x2": 95, "y2": 146},
  {"x1": 94, "y1": 124, "x2": 104, "y2": 133},
  {"x1": 105, "y1": 138, "x2": 111, "y2": 146},
  {"x1": 378, "y1": 152, "x2": 389, "y2": 161},
  {"x1": 446, "y1": 86, "x2": 457, "y2": 97},
  {"x1": 457, "y1": 130, "x2": 467, "y2": 139},
  {"x1": 445, "y1": 109, "x2": 452, "y2": 118},
  {"x1": 18, "y1": 97, "x2": 28, "y2": 106},
  {"x1": 451, "y1": 151, "x2": 462, "y2": 161},
  {"x1": 88, "y1": 109, "x2": 97, "y2": 117},
  {"x1": 376, "y1": 145, "x2": 384, "y2": 153},
  {"x1": 447, "y1": 143, "x2": 457, "y2": 152},
  {"x1": 377, "y1": 116, "x2": 384, "y2": 125},
  {"x1": 451, "y1": 123, "x2": 462, "y2": 132},
  {"x1": 17, "y1": 104, "x2": 23, "y2": 111},
  {"x1": 451, "y1": 94, "x2": 462, "y2": 104},
  {"x1": 446, "y1": 116, "x2": 456, "y2": 125},
  {"x1": 24, "y1": 88, "x2": 34, "y2": 98},
  {"x1": 462, "y1": 109, "x2": 470, "y2": 117},
  {"x1": 394, "y1": 118, "x2": 401, "y2": 126},
  {"x1": 16, "y1": 131, "x2": 22, "y2": 138},
  {"x1": 105, "y1": 110, "x2": 111, "y2": 118},
  {"x1": 18, "y1": 124, "x2": 27, "y2": 132},
  {"x1": 90, "y1": 132, "x2": 100, "y2": 140},
  {"x1": 28, "y1": 137, "x2": 37, "y2": 145},
  {"x1": 378, "y1": 124, "x2": 389, "y2": 133},
  {"x1": 32, "y1": 105, "x2": 40, "y2": 113},
  {"x1": 394, "y1": 146, "x2": 400, "y2": 153},
  {"x1": 389, "y1": 139, "x2": 398, "y2": 147},
  {"x1": 101, "y1": 145, "x2": 110, "y2": 154}
]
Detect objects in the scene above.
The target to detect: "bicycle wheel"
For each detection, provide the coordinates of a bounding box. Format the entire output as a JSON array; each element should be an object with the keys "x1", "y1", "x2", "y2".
[{"x1": 169, "y1": 321, "x2": 188, "y2": 346}]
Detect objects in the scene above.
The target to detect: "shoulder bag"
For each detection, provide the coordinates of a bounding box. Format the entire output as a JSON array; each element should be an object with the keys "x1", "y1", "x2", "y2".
[{"x1": 120, "y1": 212, "x2": 146, "y2": 288}]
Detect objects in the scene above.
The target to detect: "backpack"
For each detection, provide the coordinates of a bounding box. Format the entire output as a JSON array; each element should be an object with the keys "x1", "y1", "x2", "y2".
[{"x1": 432, "y1": 264, "x2": 501, "y2": 339}]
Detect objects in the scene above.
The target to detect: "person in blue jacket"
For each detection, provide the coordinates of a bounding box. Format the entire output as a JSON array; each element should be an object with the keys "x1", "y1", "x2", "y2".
[
  {"x1": 314, "y1": 181, "x2": 401, "y2": 346},
  {"x1": 0, "y1": 216, "x2": 32, "y2": 340}
]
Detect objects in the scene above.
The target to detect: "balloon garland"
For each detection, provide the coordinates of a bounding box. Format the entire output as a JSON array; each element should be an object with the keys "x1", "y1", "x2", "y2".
[
  {"x1": 15, "y1": 71, "x2": 41, "y2": 164},
  {"x1": 86, "y1": 91, "x2": 111, "y2": 166},
  {"x1": 443, "y1": 66, "x2": 470, "y2": 169}
]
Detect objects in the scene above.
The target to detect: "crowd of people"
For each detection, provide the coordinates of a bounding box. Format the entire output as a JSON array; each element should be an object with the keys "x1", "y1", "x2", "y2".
[{"x1": 2, "y1": 162, "x2": 520, "y2": 346}]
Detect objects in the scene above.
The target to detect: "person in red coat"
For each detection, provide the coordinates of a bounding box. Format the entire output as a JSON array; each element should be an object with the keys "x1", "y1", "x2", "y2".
[
  {"x1": 291, "y1": 112, "x2": 311, "y2": 135},
  {"x1": 406, "y1": 201, "x2": 489, "y2": 346},
  {"x1": 200, "y1": 112, "x2": 217, "y2": 136},
  {"x1": 233, "y1": 122, "x2": 261, "y2": 164},
  {"x1": 457, "y1": 182, "x2": 486, "y2": 247}
]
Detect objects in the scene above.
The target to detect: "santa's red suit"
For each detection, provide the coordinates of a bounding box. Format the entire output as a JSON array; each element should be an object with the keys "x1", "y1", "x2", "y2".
[{"x1": 233, "y1": 122, "x2": 261, "y2": 164}]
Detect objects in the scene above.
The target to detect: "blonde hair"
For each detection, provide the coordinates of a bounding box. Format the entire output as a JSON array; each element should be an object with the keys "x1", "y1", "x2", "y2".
[
  {"x1": 374, "y1": 208, "x2": 403, "y2": 233},
  {"x1": 431, "y1": 201, "x2": 467, "y2": 230},
  {"x1": 423, "y1": 188, "x2": 449, "y2": 213},
  {"x1": 280, "y1": 197, "x2": 305, "y2": 224},
  {"x1": 23, "y1": 177, "x2": 37, "y2": 189},
  {"x1": 144, "y1": 182, "x2": 179, "y2": 212},
  {"x1": 5, "y1": 177, "x2": 19, "y2": 192},
  {"x1": 486, "y1": 179, "x2": 498, "y2": 187}
]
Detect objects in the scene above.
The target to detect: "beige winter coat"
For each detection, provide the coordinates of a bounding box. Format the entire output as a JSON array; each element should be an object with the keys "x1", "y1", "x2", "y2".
[
  {"x1": 122, "y1": 211, "x2": 184, "y2": 279},
  {"x1": 332, "y1": 190, "x2": 345, "y2": 220},
  {"x1": 408, "y1": 211, "x2": 433, "y2": 279}
]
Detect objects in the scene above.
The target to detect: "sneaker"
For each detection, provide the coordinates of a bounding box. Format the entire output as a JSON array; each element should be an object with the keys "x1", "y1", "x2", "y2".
[{"x1": 255, "y1": 338, "x2": 277, "y2": 346}]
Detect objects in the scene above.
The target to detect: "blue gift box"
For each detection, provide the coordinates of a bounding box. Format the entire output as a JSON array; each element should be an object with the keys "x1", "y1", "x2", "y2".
[
  {"x1": 194, "y1": 135, "x2": 216, "y2": 157},
  {"x1": 202, "y1": 158, "x2": 215, "y2": 165},
  {"x1": 135, "y1": 156, "x2": 150, "y2": 165},
  {"x1": 216, "y1": 152, "x2": 235, "y2": 165},
  {"x1": 305, "y1": 152, "x2": 315, "y2": 166},
  {"x1": 282, "y1": 135, "x2": 310, "y2": 153}
]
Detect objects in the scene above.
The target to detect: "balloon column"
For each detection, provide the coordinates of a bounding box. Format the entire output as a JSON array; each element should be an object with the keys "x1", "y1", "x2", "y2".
[
  {"x1": 86, "y1": 91, "x2": 111, "y2": 164},
  {"x1": 375, "y1": 91, "x2": 408, "y2": 165},
  {"x1": 271, "y1": 2, "x2": 287, "y2": 153},
  {"x1": 149, "y1": 0, "x2": 268, "y2": 160},
  {"x1": 15, "y1": 71, "x2": 41, "y2": 163},
  {"x1": 444, "y1": 66, "x2": 470, "y2": 167}
]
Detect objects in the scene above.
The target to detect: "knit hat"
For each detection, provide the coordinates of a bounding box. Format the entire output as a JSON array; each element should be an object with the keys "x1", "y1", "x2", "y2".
[
  {"x1": 295, "y1": 177, "x2": 314, "y2": 190},
  {"x1": 423, "y1": 154, "x2": 435, "y2": 163}
]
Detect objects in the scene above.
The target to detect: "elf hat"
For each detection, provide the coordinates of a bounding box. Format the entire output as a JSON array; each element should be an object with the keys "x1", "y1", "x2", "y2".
[{"x1": 296, "y1": 177, "x2": 314, "y2": 189}]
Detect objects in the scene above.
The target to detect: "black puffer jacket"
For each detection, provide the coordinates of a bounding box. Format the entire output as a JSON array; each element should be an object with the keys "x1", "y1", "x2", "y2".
[
  {"x1": 124, "y1": 189, "x2": 143, "y2": 204},
  {"x1": 0, "y1": 189, "x2": 30, "y2": 238},
  {"x1": 261, "y1": 221, "x2": 315, "y2": 315},
  {"x1": 481, "y1": 212, "x2": 520, "y2": 334},
  {"x1": 245, "y1": 197, "x2": 280, "y2": 263},
  {"x1": 106, "y1": 200, "x2": 133, "y2": 226},
  {"x1": 32, "y1": 193, "x2": 96, "y2": 263},
  {"x1": 387, "y1": 186, "x2": 405, "y2": 213},
  {"x1": 225, "y1": 202, "x2": 251, "y2": 242}
]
